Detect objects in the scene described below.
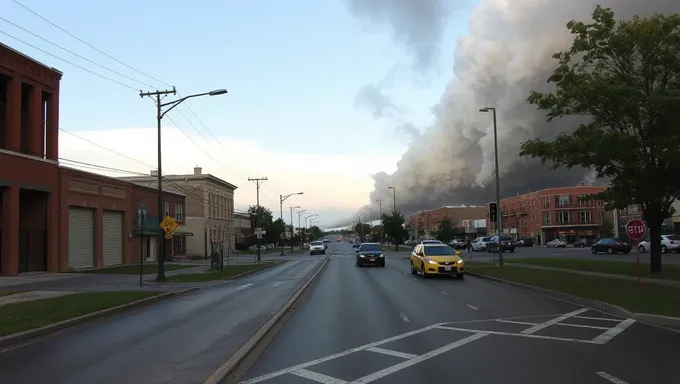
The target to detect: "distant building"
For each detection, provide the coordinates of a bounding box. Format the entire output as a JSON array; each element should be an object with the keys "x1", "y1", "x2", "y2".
[{"x1": 409, "y1": 205, "x2": 487, "y2": 238}]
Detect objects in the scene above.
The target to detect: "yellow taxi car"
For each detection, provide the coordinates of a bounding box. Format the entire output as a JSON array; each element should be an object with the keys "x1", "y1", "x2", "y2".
[{"x1": 410, "y1": 243, "x2": 465, "y2": 279}]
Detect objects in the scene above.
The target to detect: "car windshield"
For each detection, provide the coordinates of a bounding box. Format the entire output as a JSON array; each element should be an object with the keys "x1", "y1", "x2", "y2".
[
  {"x1": 359, "y1": 244, "x2": 382, "y2": 252},
  {"x1": 424, "y1": 245, "x2": 455, "y2": 256},
  {"x1": 311, "y1": 241, "x2": 323, "y2": 246}
]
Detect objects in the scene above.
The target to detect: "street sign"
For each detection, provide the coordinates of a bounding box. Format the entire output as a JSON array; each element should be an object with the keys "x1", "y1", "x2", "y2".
[
  {"x1": 160, "y1": 216, "x2": 179, "y2": 234},
  {"x1": 625, "y1": 219, "x2": 646, "y2": 241},
  {"x1": 255, "y1": 227, "x2": 266, "y2": 239}
]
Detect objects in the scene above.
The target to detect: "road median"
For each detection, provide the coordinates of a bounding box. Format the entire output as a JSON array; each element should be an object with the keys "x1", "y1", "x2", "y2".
[
  {"x1": 0, "y1": 288, "x2": 199, "y2": 350},
  {"x1": 155, "y1": 261, "x2": 283, "y2": 283},
  {"x1": 467, "y1": 264, "x2": 680, "y2": 331},
  {"x1": 203, "y1": 256, "x2": 330, "y2": 384}
]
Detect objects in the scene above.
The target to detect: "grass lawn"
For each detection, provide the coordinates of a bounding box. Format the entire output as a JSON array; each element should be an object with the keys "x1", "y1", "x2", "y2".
[
  {"x1": 469, "y1": 264, "x2": 680, "y2": 317},
  {"x1": 165, "y1": 261, "x2": 279, "y2": 283},
  {"x1": 0, "y1": 291, "x2": 160, "y2": 337},
  {"x1": 0, "y1": 291, "x2": 25, "y2": 297},
  {"x1": 76, "y1": 263, "x2": 195, "y2": 275},
  {"x1": 506, "y1": 257, "x2": 680, "y2": 281}
]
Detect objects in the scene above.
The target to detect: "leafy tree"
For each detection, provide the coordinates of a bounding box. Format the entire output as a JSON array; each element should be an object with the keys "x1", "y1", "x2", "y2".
[
  {"x1": 519, "y1": 6, "x2": 680, "y2": 274},
  {"x1": 267, "y1": 218, "x2": 285, "y2": 244},
  {"x1": 382, "y1": 211, "x2": 409, "y2": 251},
  {"x1": 435, "y1": 218, "x2": 456, "y2": 243},
  {"x1": 247, "y1": 205, "x2": 274, "y2": 229},
  {"x1": 309, "y1": 226, "x2": 323, "y2": 240},
  {"x1": 353, "y1": 223, "x2": 371, "y2": 237},
  {"x1": 598, "y1": 212, "x2": 615, "y2": 239}
]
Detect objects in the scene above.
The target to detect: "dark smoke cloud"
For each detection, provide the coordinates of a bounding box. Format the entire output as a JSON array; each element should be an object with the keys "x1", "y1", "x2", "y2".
[{"x1": 334, "y1": 0, "x2": 680, "y2": 228}]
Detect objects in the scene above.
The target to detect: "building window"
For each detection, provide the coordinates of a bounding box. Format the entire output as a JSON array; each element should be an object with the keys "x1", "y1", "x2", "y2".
[
  {"x1": 175, "y1": 203, "x2": 184, "y2": 222},
  {"x1": 557, "y1": 211, "x2": 571, "y2": 224},
  {"x1": 542, "y1": 196, "x2": 550, "y2": 209},
  {"x1": 543, "y1": 212, "x2": 551, "y2": 225},
  {"x1": 173, "y1": 235, "x2": 185, "y2": 254},
  {"x1": 555, "y1": 195, "x2": 572, "y2": 207},
  {"x1": 164, "y1": 202, "x2": 170, "y2": 217},
  {"x1": 579, "y1": 210, "x2": 592, "y2": 223}
]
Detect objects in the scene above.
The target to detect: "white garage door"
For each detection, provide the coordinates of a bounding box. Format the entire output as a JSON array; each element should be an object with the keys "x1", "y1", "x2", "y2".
[
  {"x1": 68, "y1": 207, "x2": 95, "y2": 269},
  {"x1": 102, "y1": 211, "x2": 124, "y2": 266}
]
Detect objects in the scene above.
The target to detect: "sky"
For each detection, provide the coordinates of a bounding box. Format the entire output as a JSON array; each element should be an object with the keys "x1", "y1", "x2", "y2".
[{"x1": 1, "y1": 0, "x2": 472, "y2": 227}]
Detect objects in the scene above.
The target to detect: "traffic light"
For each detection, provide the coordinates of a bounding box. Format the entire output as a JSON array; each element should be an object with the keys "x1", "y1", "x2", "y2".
[{"x1": 489, "y1": 202, "x2": 497, "y2": 222}]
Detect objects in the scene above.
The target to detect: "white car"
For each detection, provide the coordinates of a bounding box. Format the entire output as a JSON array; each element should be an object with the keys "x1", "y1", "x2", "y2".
[
  {"x1": 309, "y1": 241, "x2": 326, "y2": 255},
  {"x1": 472, "y1": 236, "x2": 492, "y2": 252},
  {"x1": 637, "y1": 234, "x2": 680, "y2": 253},
  {"x1": 546, "y1": 239, "x2": 567, "y2": 248}
]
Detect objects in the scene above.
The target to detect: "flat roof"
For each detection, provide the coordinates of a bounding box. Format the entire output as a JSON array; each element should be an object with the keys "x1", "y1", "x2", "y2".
[
  {"x1": 120, "y1": 173, "x2": 238, "y2": 190},
  {"x1": 60, "y1": 166, "x2": 184, "y2": 197},
  {"x1": 1, "y1": 42, "x2": 63, "y2": 75}
]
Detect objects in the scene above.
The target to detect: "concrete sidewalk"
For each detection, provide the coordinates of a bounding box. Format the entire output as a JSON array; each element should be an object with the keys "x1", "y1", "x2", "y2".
[{"x1": 507, "y1": 263, "x2": 680, "y2": 287}]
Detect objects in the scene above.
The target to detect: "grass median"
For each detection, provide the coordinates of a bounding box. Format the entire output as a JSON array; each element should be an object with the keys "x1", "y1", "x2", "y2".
[
  {"x1": 469, "y1": 264, "x2": 680, "y2": 317},
  {"x1": 164, "y1": 261, "x2": 280, "y2": 283},
  {"x1": 76, "y1": 263, "x2": 195, "y2": 275},
  {"x1": 505, "y1": 257, "x2": 680, "y2": 281},
  {"x1": 0, "y1": 291, "x2": 160, "y2": 337}
]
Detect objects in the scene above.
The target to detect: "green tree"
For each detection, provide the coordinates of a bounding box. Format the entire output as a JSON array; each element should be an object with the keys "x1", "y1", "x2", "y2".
[
  {"x1": 353, "y1": 223, "x2": 371, "y2": 236},
  {"x1": 267, "y1": 218, "x2": 285, "y2": 244},
  {"x1": 247, "y1": 205, "x2": 274, "y2": 229},
  {"x1": 519, "y1": 6, "x2": 680, "y2": 274},
  {"x1": 435, "y1": 218, "x2": 456, "y2": 243},
  {"x1": 309, "y1": 225, "x2": 323, "y2": 240},
  {"x1": 382, "y1": 211, "x2": 408, "y2": 251}
]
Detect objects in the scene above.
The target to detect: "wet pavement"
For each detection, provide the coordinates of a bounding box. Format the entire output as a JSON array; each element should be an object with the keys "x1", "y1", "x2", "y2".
[
  {"x1": 238, "y1": 242, "x2": 678, "y2": 384},
  {"x1": 0, "y1": 250, "x2": 331, "y2": 384}
]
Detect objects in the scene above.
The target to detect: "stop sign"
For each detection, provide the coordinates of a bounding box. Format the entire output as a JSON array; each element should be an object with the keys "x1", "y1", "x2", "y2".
[{"x1": 625, "y1": 219, "x2": 646, "y2": 241}]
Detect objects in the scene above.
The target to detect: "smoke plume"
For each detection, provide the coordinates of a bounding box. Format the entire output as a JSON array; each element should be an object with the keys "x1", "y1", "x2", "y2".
[{"x1": 337, "y1": 0, "x2": 680, "y2": 227}]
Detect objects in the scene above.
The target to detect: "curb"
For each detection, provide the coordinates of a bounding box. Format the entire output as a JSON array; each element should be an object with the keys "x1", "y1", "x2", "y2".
[
  {"x1": 202, "y1": 256, "x2": 331, "y2": 384},
  {"x1": 467, "y1": 271, "x2": 680, "y2": 332},
  {"x1": 0, "y1": 287, "x2": 200, "y2": 350},
  {"x1": 143, "y1": 261, "x2": 284, "y2": 285}
]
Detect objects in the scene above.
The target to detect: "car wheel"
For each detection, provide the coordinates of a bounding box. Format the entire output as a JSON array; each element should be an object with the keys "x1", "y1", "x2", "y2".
[
  {"x1": 639, "y1": 245, "x2": 646, "y2": 253},
  {"x1": 662, "y1": 245, "x2": 668, "y2": 254},
  {"x1": 421, "y1": 264, "x2": 429, "y2": 278},
  {"x1": 591, "y1": 247, "x2": 597, "y2": 254},
  {"x1": 458, "y1": 273, "x2": 465, "y2": 279},
  {"x1": 411, "y1": 262, "x2": 417, "y2": 275},
  {"x1": 607, "y1": 247, "x2": 613, "y2": 254},
  {"x1": 509, "y1": 248, "x2": 515, "y2": 253}
]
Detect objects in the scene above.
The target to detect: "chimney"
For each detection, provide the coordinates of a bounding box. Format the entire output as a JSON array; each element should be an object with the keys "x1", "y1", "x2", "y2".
[
  {"x1": 150, "y1": 170, "x2": 159, "y2": 176},
  {"x1": 194, "y1": 166, "x2": 202, "y2": 175}
]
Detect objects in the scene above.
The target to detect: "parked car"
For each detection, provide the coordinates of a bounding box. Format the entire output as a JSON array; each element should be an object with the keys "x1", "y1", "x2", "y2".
[
  {"x1": 637, "y1": 234, "x2": 680, "y2": 253},
  {"x1": 355, "y1": 242, "x2": 385, "y2": 267},
  {"x1": 573, "y1": 238, "x2": 595, "y2": 248},
  {"x1": 591, "y1": 238, "x2": 631, "y2": 254},
  {"x1": 546, "y1": 239, "x2": 567, "y2": 248},
  {"x1": 353, "y1": 239, "x2": 361, "y2": 248},
  {"x1": 448, "y1": 239, "x2": 466, "y2": 249},
  {"x1": 514, "y1": 238, "x2": 534, "y2": 247},
  {"x1": 487, "y1": 235, "x2": 515, "y2": 253},
  {"x1": 472, "y1": 236, "x2": 492, "y2": 252}
]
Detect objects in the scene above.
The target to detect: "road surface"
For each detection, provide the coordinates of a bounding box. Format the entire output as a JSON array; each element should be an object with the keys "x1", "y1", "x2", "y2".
[
  {"x1": 238, "y1": 242, "x2": 678, "y2": 384},
  {"x1": 0, "y1": 246, "x2": 334, "y2": 384}
]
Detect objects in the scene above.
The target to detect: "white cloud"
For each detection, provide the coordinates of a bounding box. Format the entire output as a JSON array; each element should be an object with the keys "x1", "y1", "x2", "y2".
[{"x1": 59, "y1": 126, "x2": 400, "y2": 224}]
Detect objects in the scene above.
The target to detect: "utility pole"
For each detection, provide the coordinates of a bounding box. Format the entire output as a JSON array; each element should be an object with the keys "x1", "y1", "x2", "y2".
[
  {"x1": 248, "y1": 177, "x2": 268, "y2": 262},
  {"x1": 280, "y1": 192, "x2": 303, "y2": 255},
  {"x1": 290, "y1": 206, "x2": 300, "y2": 252},
  {"x1": 480, "y1": 107, "x2": 503, "y2": 266},
  {"x1": 297, "y1": 209, "x2": 307, "y2": 249}
]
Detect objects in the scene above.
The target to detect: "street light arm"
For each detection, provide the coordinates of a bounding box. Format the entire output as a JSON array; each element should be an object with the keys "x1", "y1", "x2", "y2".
[
  {"x1": 281, "y1": 192, "x2": 304, "y2": 203},
  {"x1": 159, "y1": 89, "x2": 228, "y2": 118}
]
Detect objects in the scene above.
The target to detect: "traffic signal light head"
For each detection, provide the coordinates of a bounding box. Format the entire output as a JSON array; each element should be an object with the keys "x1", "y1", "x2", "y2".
[{"x1": 489, "y1": 202, "x2": 498, "y2": 222}]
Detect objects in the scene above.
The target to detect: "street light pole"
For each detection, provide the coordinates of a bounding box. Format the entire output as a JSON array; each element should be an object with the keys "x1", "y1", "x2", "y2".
[
  {"x1": 305, "y1": 214, "x2": 318, "y2": 243},
  {"x1": 138, "y1": 203, "x2": 147, "y2": 288},
  {"x1": 280, "y1": 192, "x2": 303, "y2": 255},
  {"x1": 290, "y1": 205, "x2": 300, "y2": 252},
  {"x1": 298, "y1": 209, "x2": 307, "y2": 249},
  {"x1": 140, "y1": 87, "x2": 228, "y2": 281},
  {"x1": 480, "y1": 106, "x2": 503, "y2": 267},
  {"x1": 388, "y1": 187, "x2": 397, "y2": 251}
]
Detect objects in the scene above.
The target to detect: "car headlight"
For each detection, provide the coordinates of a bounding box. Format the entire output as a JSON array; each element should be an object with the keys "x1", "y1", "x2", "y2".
[
  {"x1": 359, "y1": 254, "x2": 366, "y2": 258},
  {"x1": 426, "y1": 258, "x2": 438, "y2": 265},
  {"x1": 379, "y1": 254, "x2": 384, "y2": 258},
  {"x1": 457, "y1": 259, "x2": 463, "y2": 264}
]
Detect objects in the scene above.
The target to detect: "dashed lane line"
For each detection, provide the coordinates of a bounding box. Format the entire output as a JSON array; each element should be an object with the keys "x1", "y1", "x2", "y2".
[
  {"x1": 399, "y1": 313, "x2": 410, "y2": 322},
  {"x1": 467, "y1": 304, "x2": 478, "y2": 311},
  {"x1": 440, "y1": 291, "x2": 448, "y2": 296},
  {"x1": 596, "y1": 371, "x2": 630, "y2": 384},
  {"x1": 237, "y1": 283, "x2": 254, "y2": 290}
]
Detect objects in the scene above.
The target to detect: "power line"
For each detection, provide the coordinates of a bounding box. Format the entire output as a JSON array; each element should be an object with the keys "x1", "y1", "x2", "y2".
[{"x1": 11, "y1": 0, "x2": 172, "y2": 88}]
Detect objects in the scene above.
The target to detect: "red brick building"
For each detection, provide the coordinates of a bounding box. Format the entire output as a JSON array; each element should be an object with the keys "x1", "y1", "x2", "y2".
[
  {"x1": 486, "y1": 184, "x2": 608, "y2": 245},
  {"x1": 409, "y1": 205, "x2": 487, "y2": 237},
  {"x1": 0, "y1": 42, "x2": 185, "y2": 276}
]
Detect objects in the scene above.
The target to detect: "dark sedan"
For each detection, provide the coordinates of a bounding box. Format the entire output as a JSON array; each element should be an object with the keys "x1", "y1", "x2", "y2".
[
  {"x1": 591, "y1": 238, "x2": 632, "y2": 254},
  {"x1": 355, "y1": 243, "x2": 385, "y2": 267},
  {"x1": 487, "y1": 235, "x2": 515, "y2": 253}
]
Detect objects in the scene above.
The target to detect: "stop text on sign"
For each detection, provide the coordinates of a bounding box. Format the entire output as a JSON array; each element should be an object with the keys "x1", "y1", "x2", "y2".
[{"x1": 625, "y1": 219, "x2": 646, "y2": 241}]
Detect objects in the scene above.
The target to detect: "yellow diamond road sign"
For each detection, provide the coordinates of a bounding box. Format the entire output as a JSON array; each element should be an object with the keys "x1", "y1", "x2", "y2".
[{"x1": 160, "y1": 216, "x2": 178, "y2": 233}]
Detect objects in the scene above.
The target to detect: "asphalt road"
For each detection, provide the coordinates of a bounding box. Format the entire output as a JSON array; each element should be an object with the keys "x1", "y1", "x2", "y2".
[
  {"x1": 238, "y1": 241, "x2": 678, "y2": 384},
  {"x1": 0, "y1": 249, "x2": 333, "y2": 384}
]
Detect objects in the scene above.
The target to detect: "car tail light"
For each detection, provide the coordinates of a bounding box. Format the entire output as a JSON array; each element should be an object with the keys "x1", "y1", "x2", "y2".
[{"x1": 615, "y1": 242, "x2": 621, "y2": 246}]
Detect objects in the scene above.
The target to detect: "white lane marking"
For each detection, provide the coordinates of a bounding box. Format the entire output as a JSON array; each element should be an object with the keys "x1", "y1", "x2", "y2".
[
  {"x1": 435, "y1": 325, "x2": 599, "y2": 344},
  {"x1": 411, "y1": 277, "x2": 417, "y2": 281},
  {"x1": 403, "y1": 273, "x2": 408, "y2": 276},
  {"x1": 596, "y1": 371, "x2": 631, "y2": 384},
  {"x1": 399, "y1": 313, "x2": 410, "y2": 322},
  {"x1": 574, "y1": 316, "x2": 620, "y2": 322},
  {"x1": 290, "y1": 368, "x2": 348, "y2": 383},
  {"x1": 270, "y1": 281, "x2": 288, "y2": 288},
  {"x1": 237, "y1": 283, "x2": 254, "y2": 290},
  {"x1": 592, "y1": 318, "x2": 636, "y2": 344},
  {"x1": 440, "y1": 291, "x2": 448, "y2": 296},
  {"x1": 521, "y1": 308, "x2": 588, "y2": 335},
  {"x1": 557, "y1": 323, "x2": 610, "y2": 330},
  {"x1": 496, "y1": 319, "x2": 537, "y2": 326},
  {"x1": 366, "y1": 347, "x2": 417, "y2": 359},
  {"x1": 467, "y1": 304, "x2": 478, "y2": 311},
  {"x1": 240, "y1": 324, "x2": 443, "y2": 384},
  {"x1": 351, "y1": 333, "x2": 487, "y2": 384}
]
